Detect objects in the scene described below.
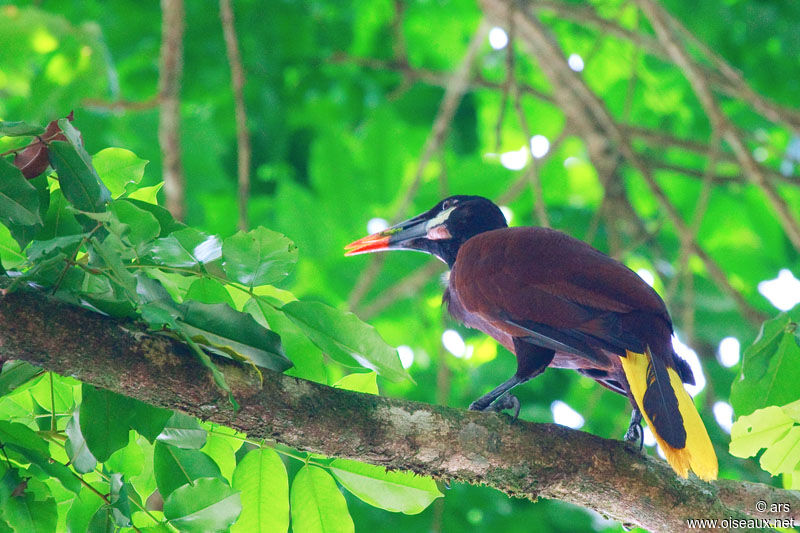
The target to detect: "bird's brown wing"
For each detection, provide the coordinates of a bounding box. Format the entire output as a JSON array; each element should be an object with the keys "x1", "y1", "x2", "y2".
[{"x1": 450, "y1": 226, "x2": 672, "y2": 365}]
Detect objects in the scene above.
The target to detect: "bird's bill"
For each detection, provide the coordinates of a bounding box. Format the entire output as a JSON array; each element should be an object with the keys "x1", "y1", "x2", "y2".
[{"x1": 344, "y1": 215, "x2": 429, "y2": 256}]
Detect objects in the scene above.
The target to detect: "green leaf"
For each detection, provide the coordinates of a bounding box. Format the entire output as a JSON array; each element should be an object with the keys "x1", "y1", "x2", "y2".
[
  {"x1": 333, "y1": 372, "x2": 379, "y2": 395},
  {"x1": 164, "y1": 477, "x2": 241, "y2": 533},
  {"x1": 0, "y1": 361, "x2": 43, "y2": 397},
  {"x1": 759, "y1": 425, "x2": 800, "y2": 475},
  {"x1": 126, "y1": 199, "x2": 185, "y2": 237},
  {"x1": 66, "y1": 484, "x2": 106, "y2": 533},
  {"x1": 4, "y1": 172, "x2": 48, "y2": 249},
  {"x1": 244, "y1": 298, "x2": 326, "y2": 383},
  {"x1": 65, "y1": 411, "x2": 98, "y2": 474},
  {"x1": 290, "y1": 465, "x2": 354, "y2": 533},
  {"x1": 282, "y1": 301, "x2": 409, "y2": 382},
  {"x1": 142, "y1": 228, "x2": 221, "y2": 270},
  {"x1": 127, "y1": 400, "x2": 173, "y2": 443},
  {"x1": 153, "y1": 442, "x2": 222, "y2": 498},
  {"x1": 729, "y1": 405, "x2": 794, "y2": 458},
  {"x1": 783, "y1": 399, "x2": 800, "y2": 422},
  {"x1": 86, "y1": 507, "x2": 115, "y2": 533},
  {"x1": 0, "y1": 120, "x2": 45, "y2": 137},
  {"x1": 38, "y1": 189, "x2": 83, "y2": 240},
  {"x1": 108, "y1": 199, "x2": 161, "y2": 247},
  {"x1": 79, "y1": 385, "x2": 135, "y2": 462},
  {"x1": 126, "y1": 182, "x2": 163, "y2": 204},
  {"x1": 26, "y1": 234, "x2": 85, "y2": 263},
  {"x1": 89, "y1": 235, "x2": 138, "y2": 295},
  {"x1": 230, "y1": 448, "x2": 288, "y2": 533},
  {"x1": 178, "y1": 301, "x2": 290, "y2": 372},
  {"x1": 199, "y1": 432, "x2": 237, "y2": 482},
  {"x1": 0, "y1": 157, "x2": 42, "y2": 227},
  {"x1": 185, "y1": 278, "x2": 235, "y2": 306},
  {"x1": 157, "y1": 412, "x2": 207, "y2": 449},
  {"x1": 106, "y1": 435, "x2": 145, "y2": 478},
  {"x1": 104, "y1": 473, "x2": 132, "y2": 527},
  {"x1": 329, "y1": 459, "x2": 442, "y2": 514},
  {"x1": 0, "y1": 224, "x2": 26, "y2": 270},
  {"x1": 92, "y1": 147, "x2": 148, "y2": 198},
  {"x1": 0, "y1": 421, "x2": 81, "y2": 493},
  {"x1": 730, "y1": 310, "x2": 800, "y2": 416},
  {"x1": 1, "y1": 483, "x2": 57, "y2": 533},
  {"x1": 222, "y1": 227, "x2": 298, "y2": 288},
  {"x1": 48, "y1": 140, "x2": 110, "y2": 213}
]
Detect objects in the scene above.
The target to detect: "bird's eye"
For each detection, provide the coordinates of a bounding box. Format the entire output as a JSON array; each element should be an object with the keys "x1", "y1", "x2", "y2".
[{"x1": 442, "y1": 199, "x2": 457, "y2": 210}]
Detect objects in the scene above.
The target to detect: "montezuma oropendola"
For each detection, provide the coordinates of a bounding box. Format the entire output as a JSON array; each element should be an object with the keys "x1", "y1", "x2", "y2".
[{"x1": 345, "y1": 195, "x2": 717, "y2": 481}]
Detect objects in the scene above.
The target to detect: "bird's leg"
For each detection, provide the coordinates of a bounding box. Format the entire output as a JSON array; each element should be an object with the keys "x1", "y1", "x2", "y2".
[
  {"x1": 469, "y1": 341, "x2": 554, "y2": 421},
  {"x1": 624, "y1": 408, "x2": 644, "y2": 450},
  {"x1": 469, "y1": 375, "x2": 524, "y2": 413}
]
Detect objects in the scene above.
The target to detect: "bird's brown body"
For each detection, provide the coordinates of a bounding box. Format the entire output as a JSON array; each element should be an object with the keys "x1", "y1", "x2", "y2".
[{"x1": 445, "y1": 227, "x2": 685, "y2": 395}]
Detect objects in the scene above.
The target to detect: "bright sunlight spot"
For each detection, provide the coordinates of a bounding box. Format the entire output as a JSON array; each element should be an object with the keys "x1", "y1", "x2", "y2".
[
  {"x1": 193, "y1": 235, "x2": 222, "y2": 263},
  {"x1": 656, "y1": 444, "x2": 667, "y2": 460},
  {"x1": 500, "y1": 147, "x2": 528, "y2": 170},
  {"x1": 758, "y1": 269, "x2": 800, "y2": 310},
  {"x1": 499, "y1": 205, "x2": 513, "y2": 225},
  {"x1": 488, "y1": 27, "x2": 509, "y2": 50},
  {"x1": 442, "y1": 329, "x2": 467, "y2": 358},
  {"x1": 529, "y1": 135, "x2": 550, "y2": 159},
  {"x1": 551, "y1": 400, "x2": 585, "y2": 429},
  {"x1": 717, "y1": 337, "x2": 740, "y2": 368},
  {"x1": 397, "y1": 345, "x2": 414, "y2": 369},
  {"x1": 636, "y1": 268, "x2": 655, "y2": 287},
  {"x1": 367, "y1": 217, "x2": 389, "y2": 234},
  {"x1": 567, "y1": 53, "x2": 584, "y2": 72},
  {"x1": 672, "y1": 336, "x2": 706, "y2": 397},
  {"x1": 642, "y1": 426, "x2": 657, "y2": 447},
  {"x1": 713, "y1": 401, "x2": 734, "y2": 434},
  {"x1": 32, "y1": 27, "x2": 58, "y2": 53}
]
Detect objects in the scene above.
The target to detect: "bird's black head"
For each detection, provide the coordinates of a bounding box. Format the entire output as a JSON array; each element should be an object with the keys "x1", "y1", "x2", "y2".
[{"x1": 345, "y1": 195, "x2": 507, "y2": 267}]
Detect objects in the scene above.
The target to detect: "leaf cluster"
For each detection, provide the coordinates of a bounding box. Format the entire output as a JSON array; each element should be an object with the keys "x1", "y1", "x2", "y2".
[{"x1": 0, "y1": 118, "x2": 436, "y2": 532}]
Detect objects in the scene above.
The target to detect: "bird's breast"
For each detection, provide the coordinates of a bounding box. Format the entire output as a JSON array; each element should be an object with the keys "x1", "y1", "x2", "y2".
[{"x1": 444, "y1": 284, "x2": 516, "y2": 353}]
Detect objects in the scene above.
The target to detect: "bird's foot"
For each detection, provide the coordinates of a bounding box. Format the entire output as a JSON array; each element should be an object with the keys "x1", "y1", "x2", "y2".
[
  {"x1": 470, "y1": 394, "x2": 521, "y2": 421},
  {"x1": 624, "y1": 411, "x2": 644, "y2": 451}
]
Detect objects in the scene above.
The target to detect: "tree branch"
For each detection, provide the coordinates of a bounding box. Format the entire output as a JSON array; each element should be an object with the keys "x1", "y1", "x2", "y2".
[
  {"x1": 637, "y1": 0, "x2": 800, "y2": 252},
  {"x1": 480, "y1": 0, "x2": 768, "y2": 325},
  {"x1": 158, "y1": 0, "x2": 186, "y2": 221},
  {"x1": 1, "y1": 288, "x2": 797, "y2": 532},
  {"x1": 219, "y1": 0, "x2": 252, "y2": 231}
]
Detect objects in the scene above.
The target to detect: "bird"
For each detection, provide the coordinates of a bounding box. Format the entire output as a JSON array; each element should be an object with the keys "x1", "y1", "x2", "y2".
[{"x1": 345, "y1": 194, "x2": 717, "y2": 481}]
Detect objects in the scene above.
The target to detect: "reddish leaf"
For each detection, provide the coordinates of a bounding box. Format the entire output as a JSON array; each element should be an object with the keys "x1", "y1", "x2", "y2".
[{"x1": 11, "y1": 112, "x2": 75, "y2": 180}]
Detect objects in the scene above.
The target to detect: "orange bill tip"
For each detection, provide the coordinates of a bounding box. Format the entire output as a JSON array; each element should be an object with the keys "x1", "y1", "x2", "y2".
[{"x1": 344, "y1": 233, "x2": 391, "y2": 256}]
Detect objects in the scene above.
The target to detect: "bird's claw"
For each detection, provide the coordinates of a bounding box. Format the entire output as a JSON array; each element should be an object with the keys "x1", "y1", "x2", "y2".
[
  {"x1": 624, "y1": 419, "x2": 644, "y2": 451},
  {"x1": 470, "y1": 394, "x2": 521, "y2": 422}
]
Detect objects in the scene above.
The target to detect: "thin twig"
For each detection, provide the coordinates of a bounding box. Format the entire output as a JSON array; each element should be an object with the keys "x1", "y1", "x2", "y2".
[
  {"x1": 529, "y1": 0, "x2": 800, "y2": 129},
  {"x1": 348, "y1": 20, "x2": 491, "y2": 311},
  {"x1": 82, "y1": 97, "x2": 160, "y2": 112},
  {"x1": 219, "y1": 0, "x2": 252, "y2": 231}
]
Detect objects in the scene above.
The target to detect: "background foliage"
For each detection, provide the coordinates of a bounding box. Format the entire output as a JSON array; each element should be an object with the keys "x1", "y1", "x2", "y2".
[{"x1": 1, "y1": 0, "x2": 799, "y2": 531}]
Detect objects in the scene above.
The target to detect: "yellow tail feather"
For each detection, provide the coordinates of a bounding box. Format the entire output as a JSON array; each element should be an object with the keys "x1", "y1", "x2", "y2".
[{"x1": 620, "y1": 349, "x2": 718, "y2": 481}]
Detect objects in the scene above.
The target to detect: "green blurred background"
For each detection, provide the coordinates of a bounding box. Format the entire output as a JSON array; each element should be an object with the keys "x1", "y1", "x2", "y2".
[{"x1": 2, "y1": 0, "x2": 799, "y2": 530}]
